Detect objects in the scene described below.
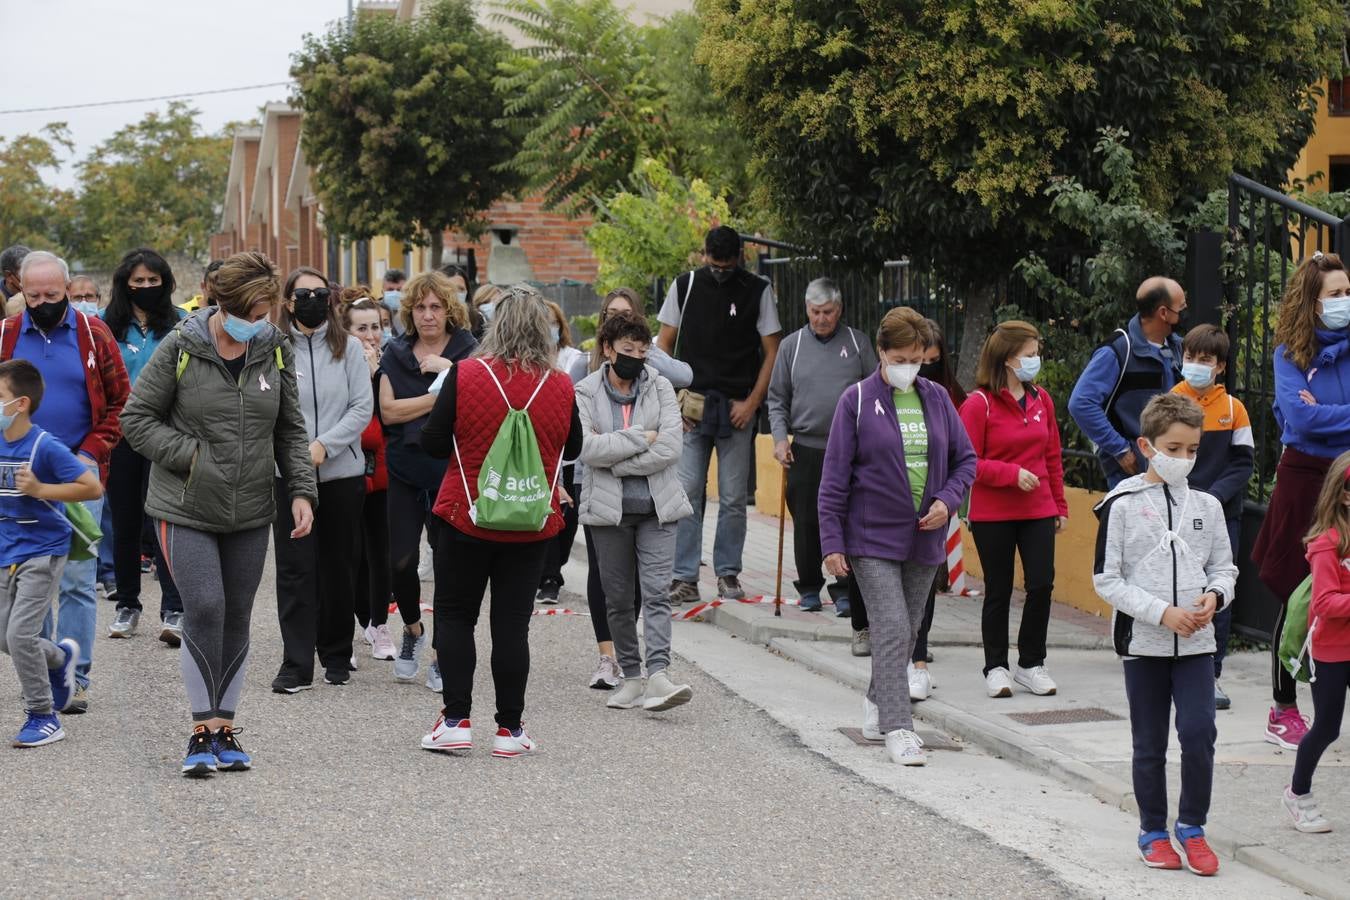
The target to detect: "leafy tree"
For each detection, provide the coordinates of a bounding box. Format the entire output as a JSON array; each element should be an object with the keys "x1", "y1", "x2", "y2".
[
  {"x1": 0, "y1": 124, "x2": 74, "y2": 253},
  {"x1": 291, "y1": 0, "x2": 521, "y2": 267},
  {"x1": 73, "y1": 103, "x2": 230, "y2": 268},
  {"x1": 696, "y1": 0, "x2": 1346, "y2": 379}
]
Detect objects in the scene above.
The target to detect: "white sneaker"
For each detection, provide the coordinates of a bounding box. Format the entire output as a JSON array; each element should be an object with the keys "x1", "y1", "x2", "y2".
[
  {"x1": 421, "y1": 715, "x2": 472, "y2": 752},
  {"x1": 1013, "y1": 664, "x2": 1057, "y2": 696},
  {"x1": 361, "y1": 625, "x2": 376, "y2": 646},
  {"x1": 417, "y1": 544, "x2": 434, "y2": 581},
  {"x1": 589, "y1": 655, "x2": 621, "y2": 690},
  {"x1": 607, "y1": 677, "x2": 646, "y2": 709},
  {"x1": 492, "y1": 726, "x2": 536, "y2": 759},
  {"x1": 908, "y1": 663, "x2": 931, "y2": 702},
  {"x1": 371, "y1": 624, "x2": 397, "y2": 660},
  {"x1": 425, "y1": 660, "x2": 443, "y2": 693},
  {"x1": 986, "y1": 667, "x2": 1013, "y2": 698},
  {"x1": 642, "y1": 671, "x2": 693, "y2": 711},
  {"x1": 1283, "y1": 786, "x2": 1333, "y2": 833},
  {"x1": 885, "y1": 728, "x2": 926, "y2": 766},
  {"x1": 862, "y1": 696, "x2": 881, "y2": 740}
]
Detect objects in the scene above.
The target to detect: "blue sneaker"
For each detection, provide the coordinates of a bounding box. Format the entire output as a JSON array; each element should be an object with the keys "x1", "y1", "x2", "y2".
[
  {"x1": 13, "y1": 711, "x2": 64, "y2": 747},
  {"x1": 799, "y1": 592, "x2": 822, "y2": 612},
  {"x1": 48, "y1": 638, "x2": 79, "y2": 713},
  {"x1": 834, "y1": 597, "x2": 852, "y2": 617},
  {"x1": 182, "y1": 725, "x2": 218, "y2": 777},
  {"x1": 212, "y1": 726, "x2": 251, "y2": 771}
]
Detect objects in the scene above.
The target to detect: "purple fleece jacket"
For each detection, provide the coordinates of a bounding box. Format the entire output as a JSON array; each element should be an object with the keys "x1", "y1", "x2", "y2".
[{"x1": 818, "y1": 371, "x2": 977, "y2": 566}]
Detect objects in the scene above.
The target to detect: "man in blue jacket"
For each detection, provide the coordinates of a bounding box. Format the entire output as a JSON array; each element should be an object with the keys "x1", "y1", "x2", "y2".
[{"x1": 1068, "y1": 277, "x2": 1185, "y2": 488}]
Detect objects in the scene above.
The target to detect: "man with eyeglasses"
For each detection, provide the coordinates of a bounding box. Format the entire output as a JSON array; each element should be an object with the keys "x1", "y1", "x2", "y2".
[
  {"x1": 68, "y1": 277, "x2": 102, "y2": 316},
  {"x1": 1068, "y1": 276, "x2": 1186, "y2": 488},
  {"x1": 655, "y1": 225, "x2": 782, "y2": 604}
]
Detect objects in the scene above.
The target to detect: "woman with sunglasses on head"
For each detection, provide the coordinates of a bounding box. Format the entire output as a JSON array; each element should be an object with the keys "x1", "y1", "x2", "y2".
[
  {"x1": 269, "y1": 268, "x2": 373, "y2": 692},
  {"x1": 377, "y1": 272, "x2": 478, "y2": 690},
  {"x1": 102, "y1": 248, "x2": 186, "y2": 645}
]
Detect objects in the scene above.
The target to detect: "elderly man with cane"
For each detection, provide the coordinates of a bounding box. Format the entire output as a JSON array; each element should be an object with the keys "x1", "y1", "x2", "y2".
[{"x1": 767, "y1": 277, "x2": 878, "y2": 614}]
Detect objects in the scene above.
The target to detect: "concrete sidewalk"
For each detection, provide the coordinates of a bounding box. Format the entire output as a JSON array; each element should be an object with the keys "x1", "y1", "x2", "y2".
[{"x1": 680, "y1": 504, "x2": 1350, "y2": 900}]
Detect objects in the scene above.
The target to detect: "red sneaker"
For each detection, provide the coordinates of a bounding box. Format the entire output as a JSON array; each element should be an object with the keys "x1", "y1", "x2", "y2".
[
  {"x1": 1175, "y1": 826, "x2": 1219, "y2": 876},
  {"x1": 1138, "y1": 832, "x2": 1182, "y2": 869}
]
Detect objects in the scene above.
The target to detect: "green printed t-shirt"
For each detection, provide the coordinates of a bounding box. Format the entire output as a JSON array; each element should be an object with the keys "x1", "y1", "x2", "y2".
[{"x1": 893, "y1": 387, "x2": 928, "y2": 512}]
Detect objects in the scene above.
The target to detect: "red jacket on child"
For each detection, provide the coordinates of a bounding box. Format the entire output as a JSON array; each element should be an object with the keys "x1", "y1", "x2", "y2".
[
  {"x1": 1305, "y1": 528, "x2": 1350, "y2": 663},
  {"x1": 959, "y1": 384, "x2": 1068, "y2": 523}
]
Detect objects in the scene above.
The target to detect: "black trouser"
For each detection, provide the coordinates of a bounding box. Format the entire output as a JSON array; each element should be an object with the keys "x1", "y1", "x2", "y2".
[
  {"x1": 785, "y1": 443, "x2": 850, "y2": 601},
  {"x1": 355, "y1": 489, "x2": 391, "y2": 629},
  {"x1": 972, "y1": 517, "x2": 1056, "y2": 675},
  {"x1": 387, "y1": 475, "x2": 439, "y2": 627},
  {"x1": 540, "y1": 465, "x2": 578, "y2": 587},
  {"x1": 434, "y1": 529, "x2": 549, "y2": 730},
  {"x1": 1271, "y1": 602, "x2": 1300, "y2": 705},
  {"x1": 584, "y1": 524, "x2": 640, "y2": 644},
  {"x1": 911, "y1": 573, "x2": 939, "y2": 663},
  {"x1": 273, "y1": 475, "x2": 365, "y2": 679},
  {"x1": 108, "y1": 438, "x2": 182, "y2": 617},
  {"x1": 1292, "y1": 659, "x2": 1350, "y2": 794}
]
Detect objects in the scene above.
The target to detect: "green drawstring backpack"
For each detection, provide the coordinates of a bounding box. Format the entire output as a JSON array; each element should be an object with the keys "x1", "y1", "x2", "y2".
[
  {"x1": 1278, "y1": 574, "x2": 1318, "y2": 684},
  {"x1": 28, "y1": 432, "x2": 103, "y2": 561}
]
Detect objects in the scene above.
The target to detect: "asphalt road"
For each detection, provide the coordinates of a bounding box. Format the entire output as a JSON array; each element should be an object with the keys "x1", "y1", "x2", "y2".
[{"x1": 1, "y1": 546, "x2": 1076, "y2": 898}]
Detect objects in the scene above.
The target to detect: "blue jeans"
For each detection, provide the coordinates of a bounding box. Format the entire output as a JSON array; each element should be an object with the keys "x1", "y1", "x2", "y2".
[
  {"x1": 96, "y1": 501, "x2": 114, "y2": 587},
  {"x1": 1122, "y1": 654, "x2": 1216, "y2": 832},
  {"x1": 42, "y1": 458, "x2": 101, "y2": 688},
  {"x1": 673, "y1": 421, "x2": 755, "y2": 582}
]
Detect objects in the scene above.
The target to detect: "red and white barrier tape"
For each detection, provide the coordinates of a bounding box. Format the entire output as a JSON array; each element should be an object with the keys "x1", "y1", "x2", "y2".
[
  {"x1": 532, "y1": 608, "x2": 587, "y2": 616},
  {"x1": 945, "y1": 517, "x2": 975, "y2": 596}
]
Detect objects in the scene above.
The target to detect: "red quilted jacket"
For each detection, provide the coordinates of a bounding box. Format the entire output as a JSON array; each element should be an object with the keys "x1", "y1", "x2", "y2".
[
  {"x1": 360, "y1": 414, "x2": 387, "y2": 494},
  {"x1": 432, "y1": 357, "x2": 575, "y2": 543}
]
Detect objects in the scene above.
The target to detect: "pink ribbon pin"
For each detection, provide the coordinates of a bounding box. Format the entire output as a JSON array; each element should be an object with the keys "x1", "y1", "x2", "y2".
[
  {"x1": 874, "y1": 398, "x2": 884, "y2": 416},
  {"x1": 258, "y1": 374, "x2": 270, "y2": 391}
]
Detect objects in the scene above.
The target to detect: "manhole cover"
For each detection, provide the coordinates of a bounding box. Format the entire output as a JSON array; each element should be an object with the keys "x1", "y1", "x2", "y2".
[
  {"x1": 838, "y1": 727, "x2": 963, "y2": 751},
  {"x1": 1006, "y1": 707, "x2": 1123, "y2": 726}
]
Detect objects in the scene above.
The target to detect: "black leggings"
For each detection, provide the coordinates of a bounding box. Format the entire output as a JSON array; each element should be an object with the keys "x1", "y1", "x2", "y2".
[
  {"x1": 540, "y1": 466, "x2": 578, "y2": 587},
  {"x1": 584, "y1": 525, "x2": 639, "y2": 644},
  {"x1": 108, "y1": 439, "x2": 182, "y2": 615},
  {"x1": 1271, "y1": 603, "x2": 1301, "y2": 705},
  {"x1": 355, "y1": 489, "x2": 391, "y2": 628},
  {"x1": 434, "y1": 530, "x2": 549, "y2": 730},
  {"x1": 972, "y1": 517, "x2": 1056, "y2": 675},
  {"x1": 1291, "y1": 659, "x2": 1350, "y2": 794},
  {"x1": 387, "y1": 476, "x2": 438, "y2": 628}
]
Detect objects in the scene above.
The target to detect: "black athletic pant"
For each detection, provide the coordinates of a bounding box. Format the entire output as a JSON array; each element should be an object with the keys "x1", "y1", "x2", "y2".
[
  {"x1": 1271, "y1": 602, "x2": 1300, "y2": 705},
  {"x1": 1291, "y1": 659, "x2": 1350, "y2": 795},
  {"x1": 584, "y1": 524, "x2": 640, "y2": 644},
  {"x1": 785, "y1": 444, "x2": 850, "y2": 600},
  {"x1": 435, "y1": 529, "x2": 549, "y2": 730},
  {"x1": 387, "y1": 475, "x2": 439, "y2": 627},
  {"x1": 972, "y1": 517, "x2": 1056, "y2": 675},
  {"x1": 355, "y1": 489, "x2": 391, "y2": 629},
  {"x1": 274, "y1": 475, "x2": 365, "y2": 680},
  {"x1": 108, "y1": 439, "x2": 182, "y2": 616},
  {"x1": 540, "y1": 465, "x2": 578, "y2": 587}
]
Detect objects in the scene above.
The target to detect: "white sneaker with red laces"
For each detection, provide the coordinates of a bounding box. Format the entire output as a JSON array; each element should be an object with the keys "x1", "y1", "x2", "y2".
[
  {"x1": 421, "y1": 716, "x2": 472, "y2": 753},
  {"x1": 492, "y1": 726, "x2": 536, "y2": 759}
]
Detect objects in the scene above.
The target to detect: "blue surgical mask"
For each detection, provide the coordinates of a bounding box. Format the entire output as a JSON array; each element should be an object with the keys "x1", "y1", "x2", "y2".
[
  {"x1": 480, "y1": 302, "x2": 495, "y2": 322},
  {"x1": 0, "y1": 397, "x2": 19, "y2": 431},
  {"x1": 222, "y1": 312, "x2": 269, "y2": 342},
  {"x1": 1011, "y1": 355, "x2": 1041, "y2": 382},
  {"x1": 1320, "y1": 296, "x2": 1350, "y2": 330},
  {"x1": 73, "y1": 301, "x2": 100, "y2": 316},
  {"x1": 549, "y1": 326, "x2": 560, "y2": 344},
  {"x1": 1182, "y1": 362, "x2": 1215, "y2": 390},
  {"x1": 381, "y1": 328, "x2": 392, "y2": 346},
  {"x1": 382, "y1": 290, "x2": 402, "y2": 312}
]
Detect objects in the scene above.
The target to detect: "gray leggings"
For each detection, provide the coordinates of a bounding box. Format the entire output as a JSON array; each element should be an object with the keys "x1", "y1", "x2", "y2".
[
  {"x1": 850, "y1": 556, "x2": 938, "y2": 733},
  {"x1": 158, "y1": 521, "x2": 269, "y2": 722}
]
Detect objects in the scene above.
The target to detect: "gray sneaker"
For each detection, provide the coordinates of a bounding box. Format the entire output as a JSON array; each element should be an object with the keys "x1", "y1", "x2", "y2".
[
  {"x1": 607, "y1": 677, "x2": 645, "y2": 709},
  {"x1": 425, "y1": 660, "x2": 443, "y2": 692},
  {"x1": 394, "y1": 627, "x2": 426, "y2": 683},
  {"x1": 109, "y1": 608, "x2": 139, "y2": 638},
  {"x1": 716, "y1": 575, "x2": 746, "y2": 601},
  {"x1": 642, "y1": 671, "x2": 693, "y2": 711},
  {"x1": 669, "y1": 580, "x2": 700, "y2": 606},
  {"x1": 159, "y1": 611, "x2": 183, "y2": 647},
  {"x1": 851, "y1": 628, "x2": 871, "y2": 657}
]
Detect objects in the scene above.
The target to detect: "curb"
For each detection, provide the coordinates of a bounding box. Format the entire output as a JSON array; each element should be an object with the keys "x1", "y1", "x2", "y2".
[{"x1": 753, "y1": 635, "x2": 1349, "y2": 900}]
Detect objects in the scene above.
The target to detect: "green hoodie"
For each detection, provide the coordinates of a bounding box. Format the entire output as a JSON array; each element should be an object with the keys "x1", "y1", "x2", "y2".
[{"x1": 121, "y1": 308, "x2": 317, "y2": 533}]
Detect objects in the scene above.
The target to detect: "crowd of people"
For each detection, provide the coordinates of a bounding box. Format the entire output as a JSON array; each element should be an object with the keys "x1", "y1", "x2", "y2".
[{"x1": 0, "y1": 229, "x2": 1347, "y2": 874}]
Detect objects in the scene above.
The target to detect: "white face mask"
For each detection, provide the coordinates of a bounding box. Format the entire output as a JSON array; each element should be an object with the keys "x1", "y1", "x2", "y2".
[
  {"x1": 885, "y1": 363, "x2": 921, "y2": 392},
  {"x1": 1146, "y1": 441, "x2": 1195, "y2": 488}
]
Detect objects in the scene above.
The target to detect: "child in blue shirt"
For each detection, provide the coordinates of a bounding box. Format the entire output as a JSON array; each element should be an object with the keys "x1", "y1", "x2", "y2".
[{"x1": 0, "y1": 359, "x2": 102, "y2": 747}]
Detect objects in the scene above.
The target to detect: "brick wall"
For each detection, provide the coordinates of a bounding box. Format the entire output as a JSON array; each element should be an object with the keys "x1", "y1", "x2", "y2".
[{"x1": 441, "y1": 196, "x2": 598, "y2": 283}]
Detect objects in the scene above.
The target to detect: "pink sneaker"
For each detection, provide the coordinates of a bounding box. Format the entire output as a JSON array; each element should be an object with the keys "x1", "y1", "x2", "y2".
[{"x1": 1265, "y1": 706, "x2": 1310, "y2": 750}]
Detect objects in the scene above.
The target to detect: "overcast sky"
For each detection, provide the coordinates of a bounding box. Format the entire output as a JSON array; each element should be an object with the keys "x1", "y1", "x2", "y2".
[{"x1": 2, "y1": 0, "x2": 351, "y2": 189}]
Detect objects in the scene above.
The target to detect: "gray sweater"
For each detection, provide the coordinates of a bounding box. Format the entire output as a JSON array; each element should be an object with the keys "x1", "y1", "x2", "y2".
[
  {"x1": 767, "y1": 325, "x2": 878, "y2": 449},
  {"x1": 288, "y1": 322, "x2": 375, "y2": 483}
]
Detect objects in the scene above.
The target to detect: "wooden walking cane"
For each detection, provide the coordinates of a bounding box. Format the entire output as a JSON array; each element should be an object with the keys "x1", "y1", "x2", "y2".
[{"x1": 774, "y1": 466, "x2": 787, "y2": 617}]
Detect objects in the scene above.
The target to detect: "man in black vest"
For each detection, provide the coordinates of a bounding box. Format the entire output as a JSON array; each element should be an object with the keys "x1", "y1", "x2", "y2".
[{"x1": 656, "y1": 226, "x2": 782, "y2": 603}]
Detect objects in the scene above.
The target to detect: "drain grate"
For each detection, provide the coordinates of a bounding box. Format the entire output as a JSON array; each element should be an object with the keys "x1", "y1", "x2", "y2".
[
  {"x1": 1006, "y1": 707, "x2": 1123, "y2": 726},
  {"x1": 838, "y1": 727, "x2": 963, "y2": 751}
]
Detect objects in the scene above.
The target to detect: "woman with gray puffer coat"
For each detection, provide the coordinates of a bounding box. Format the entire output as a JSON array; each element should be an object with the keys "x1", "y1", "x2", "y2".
[{"x1": 576, "y1": 312, "x2": 694, "y2": 713}]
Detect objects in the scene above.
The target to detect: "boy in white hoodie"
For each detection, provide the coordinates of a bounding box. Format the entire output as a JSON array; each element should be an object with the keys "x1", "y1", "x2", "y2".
[{"x1": 1092, "y1": 393, "x2": 1238, "y2": 876}]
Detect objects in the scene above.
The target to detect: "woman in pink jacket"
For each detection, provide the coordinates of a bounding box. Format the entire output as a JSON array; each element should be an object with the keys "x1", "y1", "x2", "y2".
[{"x1": 959, "y1": 321, "x2": 1067, "y2": 700}]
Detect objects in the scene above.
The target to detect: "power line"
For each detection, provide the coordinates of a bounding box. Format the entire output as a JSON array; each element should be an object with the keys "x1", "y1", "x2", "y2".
[{"x1": 0, "y1": 82, "x2": 295, "y2": 116}]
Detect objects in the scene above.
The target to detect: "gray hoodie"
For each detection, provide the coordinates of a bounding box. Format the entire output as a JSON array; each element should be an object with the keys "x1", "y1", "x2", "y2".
[
  {"x1": 1092, "y1": 474, "x2": 1238, "y2": 658},
  {"x1": 287, "y1": 322, "x2": 374, "y2": 483}
]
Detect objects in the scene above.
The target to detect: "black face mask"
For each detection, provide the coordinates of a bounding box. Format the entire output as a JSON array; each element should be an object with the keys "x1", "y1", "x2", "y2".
[
  {"x1": 611, "y1": 352, "x2": 645, "y2": 381},
  {"x1": 708, "y1": 266, "x2": 737, "y2": 285},
  {"x1": 129, "y1": 284, "x2": 166, "y2": 310},
  {"x1": 291, "y1": 294, "x2": 329, "y2": 329},
  {"x1": 918, "y1": 361, "x2": 943, "y2": 382},
  {"x1": 29, "y1": 298, "x2": 69, "y2": 331}
]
